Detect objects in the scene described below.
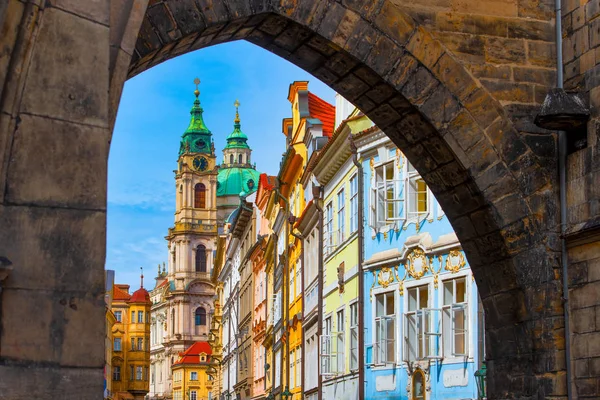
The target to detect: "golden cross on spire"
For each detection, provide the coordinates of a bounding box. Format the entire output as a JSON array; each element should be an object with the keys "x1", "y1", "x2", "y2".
[
  {"x1": 234, "y1": 99, "x2": 241, "y2": 123},
  {"x1": 193, "y1": 77, "x2": 201, "y2": 98}
]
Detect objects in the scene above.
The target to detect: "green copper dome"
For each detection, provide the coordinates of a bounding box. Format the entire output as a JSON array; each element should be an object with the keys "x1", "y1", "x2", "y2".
[
  {"x1": 179, "y1": 89, "x2": 212, "y2": 156},
  {"x1": 217, "y1": 167, "x2": 260, "y2": 197}
]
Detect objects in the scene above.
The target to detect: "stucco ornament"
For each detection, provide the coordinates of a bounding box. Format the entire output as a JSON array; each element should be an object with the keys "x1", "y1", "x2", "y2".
[
  {"x1": 377, "y1": 267, "x2": 395, "y2": 288},
  {"x1": 406, "y1": 247, "x2": 429, "y2": 279},
  {"x1": 445, "y1": 249, "x2": 466, "y2": 273}
]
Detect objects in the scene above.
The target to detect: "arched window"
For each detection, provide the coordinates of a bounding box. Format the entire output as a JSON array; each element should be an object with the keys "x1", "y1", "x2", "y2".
[
  {"x1": 238, "y1": 154, "x2": 243, "y2": 164},
  {"x1": 412, "y1": 369, "x2": 426, "y2": 400},
  {"x1": 230, "y1": 154, "x2": 234, "y2": 164},
  {"x1": 194, "y1": 183, "x2": 206, "y2": 208},
  {"x1": 195, "y1": 307, "x2": 206, "y2": 326},
  {"x1": 195, "y1": 245, "x2": 207, "y2": 272}
]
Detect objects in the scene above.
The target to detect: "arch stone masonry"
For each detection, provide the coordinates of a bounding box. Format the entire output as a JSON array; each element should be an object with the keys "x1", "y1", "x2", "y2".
[{"x1": 0, "y1": 0, "x2": 598, "y2": 399}]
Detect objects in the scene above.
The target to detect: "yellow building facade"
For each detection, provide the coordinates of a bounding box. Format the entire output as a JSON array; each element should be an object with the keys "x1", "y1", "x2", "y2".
[
  {"x1": 111, "y1": 277, "x2": 152, "y2": 400},
  {"x1": 313, "y1": 110, "x2": 372, "y2": 397}
]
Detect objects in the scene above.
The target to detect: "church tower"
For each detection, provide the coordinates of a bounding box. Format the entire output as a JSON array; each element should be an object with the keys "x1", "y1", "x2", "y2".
[
  {"x1": 216, "y1": 101, "x2": 261, "y2": 223},
  {"x1": 149, "y1": 79, "x2": 218, "y2": 400}
]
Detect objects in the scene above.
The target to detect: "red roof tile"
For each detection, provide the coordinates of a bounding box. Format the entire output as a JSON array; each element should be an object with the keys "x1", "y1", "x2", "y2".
[
  {"x1": 129, "y1": 287, "x2": 150, "y2": 303},
  {"x1": 113, "y1": 284, "x2": 131, "y2": 301},
  {"x1": 308, "y1": 92, "x2": 336, "y2": 137},
  {"x1": 174, "y1": 341, "x2": 213, "y2": 365}
]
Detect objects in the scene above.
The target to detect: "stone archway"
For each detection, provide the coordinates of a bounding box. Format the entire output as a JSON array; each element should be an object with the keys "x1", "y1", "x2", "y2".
[{"x1": 0, "y1": 1, "x2": 563, "y2": 399}]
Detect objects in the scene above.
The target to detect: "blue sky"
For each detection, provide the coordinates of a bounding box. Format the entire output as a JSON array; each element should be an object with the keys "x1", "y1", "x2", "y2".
[{"x1": 107, "y1": 40, "x2": 335, "y2": 289}]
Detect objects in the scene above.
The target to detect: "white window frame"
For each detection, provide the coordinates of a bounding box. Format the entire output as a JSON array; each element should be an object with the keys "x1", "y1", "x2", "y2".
[
  {"x1": 114, "y1": 337, "x2": 121, "y2": 351},
  {"x1": 349, "y1": 302, "x2": 359, "y2": 371},
  {"x1": 325, "y1": 202, "x2": 334, "y2": 255},
  {"x1": 372, "y1": 291, "x2": 396, "y2": 365},
  {"x1": 190, "y1": 391, "x2": 197, "y2": 400},
  {"x1": 337, "y1": 188, "x2": 345, "y2": 244},
  {"x1": 350, "y1": 174, "x2": 358, "y2": 233},
  {"x1": 190, "y1": 371, "x2": 198, "y2": 381},
  {"x1": 336, "y1": 308, "x2": 345, "y2": 373},
  {"x1": 114, "y1": 310, "x2": 122, "y2": 322},
  {"x1": 404, "y1": 280, "x2": 442, "y2": 362},
  {"x1": 370, "y1": 160, "x2": 405, "y2": 229},
  {"x1": 441, "y1": 272, "x2": 471, "y2": 360},
  {"x1": 136, "y1": 366, "x2": 143, "y2": 381},
  {"x1": 406, "y1": 161, "x2": 430, "y2": 223}
]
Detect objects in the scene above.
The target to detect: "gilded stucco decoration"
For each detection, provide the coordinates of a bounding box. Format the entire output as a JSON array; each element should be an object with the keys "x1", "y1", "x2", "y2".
[
  {"x1": 396, "y1": 148, "x2": 404, "y2": 171},
  {"x1": 406, "y1": 247, "x2": 429, "y2": 279},
  {"x1": 432, "y1": 255, "x2": 443, "y2": 289},
  {"x1": 377, "y1": 267, "x2": 395, "y2": 288},
  {"x1": 394, "y1": 265, "x2": 407, "y2": 296},
  {"x1": 445, "y1": 249, "x2": 466, "y2": 273}
]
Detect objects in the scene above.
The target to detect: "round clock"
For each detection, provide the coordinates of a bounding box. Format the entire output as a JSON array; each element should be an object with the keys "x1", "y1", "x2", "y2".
[{"x1": 193, "y1": 157, "x2": 208, "y2": 171}]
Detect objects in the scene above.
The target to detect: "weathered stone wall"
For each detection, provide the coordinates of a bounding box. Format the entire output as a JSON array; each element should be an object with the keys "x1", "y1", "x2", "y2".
[
  {"x1": 562, "y1": 0, "x2": 600, "y2": 398},
  {"x1": 0, "y1": 0, "x2": 595, "y2": 399}
]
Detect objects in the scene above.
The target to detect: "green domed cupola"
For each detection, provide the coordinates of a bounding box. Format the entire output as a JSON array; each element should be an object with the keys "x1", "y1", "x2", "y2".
[
  {"x1": 179, "y1": 78, "x2": 213, "y2": 156},
  {"x1": 218, "y1": 100, "x2": 260, "y2": 197},
  {"x1": 225, "y1": 100, "x2": 250, "y2": 150}
]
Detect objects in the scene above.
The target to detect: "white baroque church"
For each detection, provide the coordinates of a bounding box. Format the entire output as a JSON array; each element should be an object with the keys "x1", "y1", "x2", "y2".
[{"x1": 148, "y1": 84, "x2": 260, "y2": 399}]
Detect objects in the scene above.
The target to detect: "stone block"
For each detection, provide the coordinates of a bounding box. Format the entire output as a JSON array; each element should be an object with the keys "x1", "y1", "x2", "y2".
[
  {"x1": 513, "y1": 66, "x2": 556, "y2": 86},
  {"x1": 437, "y1": 32, "x2": 485, "y2": 64},
  {"x1": 572, "y1": 307, "x2": 596, "y2": 333},
  {"x1": 418, "y1": 85, "x2": 461, "y2": 129},
  {"x1": 367, "y1": 35, "x2": 399, "y2": 77},
  {"x1": 508, "y1": 19, "x2": 553, "y2": 41},
  {"x1": 6, "y1": 114, "x2": 109, "y2": 209},
  {"x1": 432, "y1": 53, "x2": 478, "y2": 101},
  {"x1": 0, "y1": 204, "x2": 106, "y2": 292},
  {"x1": 400, "y1": 66, "x2": 440, "y2": 106},
  {"x1": 485, "y1": 37, "x2": 526, "y2": 64},
  {"x1": 571, "y1": 281, "x2": 600, "y2": 309},
  {"x1": 518, "y1": 0, "x2": 554, "y2": 19},
  {"x1": 1, "y1": 287, "x2": 104, "y2": 367},
  {"x1": 343, "y1": 17, "x2": 380, "y2": 62},
  {"x1": 575, "y1": 358, "x2": 590, "y2": 378},
  {"x1": 436, "y1": 12, "x2": 507, "y2": 37},
  {"x1": 462, "y1": 87, "x2": 503, "y2": 131},
  {"x1": 50, "y1": 0, "x2": 109, "y2": 26},
  {"x1": 481, "y1": 79, "x2": 534, "y2": 103},
  {"x1": 575, "y1": 377, "x2": 599, "y2": 396},
  {"x1": 0, "y1": 364, "x2": 103, "y2": 399},
  {"x1": 21, "y1": 7, "x2": 109, "y2": 128},
  {"x1": 406, "y1": 27, "x2": 444, "y2": 70},
  {"x1": 470, "y1": 63, "x2": 511, "y2": 80},
  {"x1": 528, "y1": 40, "x2": 556, "y2": 68},
  {"x1": 0, "y1": 0, "x2": 25, "y2": 108},
  {"x1": 374, "y1": 1, "x2": 415, "y2": 45},
  {"x1": 569, "y1": 241, "x2": 600, "y2": 264}
]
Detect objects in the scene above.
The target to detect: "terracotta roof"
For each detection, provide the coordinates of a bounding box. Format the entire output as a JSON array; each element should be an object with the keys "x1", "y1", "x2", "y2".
[
  {"x1": 129, "y1": 287, "x2": 150, "y2": 303},
  {"x1": 259, "y1": 173, "x2": 276, "y2": 191},
  {"x1": 294, "y1": 199, "x2": 314, "y2": 229},
  {"x1": 308, "y1": 92, "x2": 335, "y2": 137},
  {"x1": 174, "y1": 341, "x2": 213, "y2": 365},
  {"x1": 156, "y1": 279, "x2": 169, "y2": 289},
  {"x1": 113, "y1": 284, "x2": 131, "y2": 301}
]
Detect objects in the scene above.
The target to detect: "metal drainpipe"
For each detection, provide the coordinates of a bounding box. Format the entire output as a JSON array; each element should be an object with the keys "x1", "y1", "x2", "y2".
[
  {"x1": 555, "y1": 0, "x2": 572, "y2": 398},
  {"x1": 350, "y1": 138, "x2": 364, "y2": 400},
  {"x1": 315, "y1": 192, "x2": 324, "y2": 400},
  {"x1": 272, "y1": 231, "x2": 278, "y2": 395}
]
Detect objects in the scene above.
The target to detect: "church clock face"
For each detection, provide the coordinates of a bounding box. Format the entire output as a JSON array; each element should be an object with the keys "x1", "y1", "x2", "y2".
[{"x1": 193, "y1": 156, "x2": 208, "y2": 171}]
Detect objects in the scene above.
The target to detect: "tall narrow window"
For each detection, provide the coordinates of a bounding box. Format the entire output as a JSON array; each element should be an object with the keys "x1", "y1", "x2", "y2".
[
  {"x1": 114, "y1": 310, "x2": 122, "y2": 322},
  {"x1": 350, "y1": 303, "x2": 359, "y2": 370},
  {"x1": 337, "y1": 189, "x2": 345, "y2": 243},
  {"x1": 371, "y1": 161, "x2": 403, "y2": 228},
  {"x1": 374, "y1": 291, "x2": 396, "y2": 364},
  {"x1": 195, "y1": 307, "x2": 206, "y2": 326},
  {"x1": 325, "y1": 202, "x2": 333, "y2": 255},
  {"x1": 138, "y1": 311, "x2": 144, "y2": 323},
  {"x1": 113, "y1": 366, "x2": 121, "y2": 381},
  {"x1": 230, "y1": 154, "x2": 234, "y2": 164},
  {"x1": 196, "y1": 245, "x2": 207, "y2": 272},
  {"x1": 412, "y1": 369, "x2": 426, "y2": 400},
  {"x1": 194, "y1": 183, "x2": 206, "y2": 208},
  {"x1": 405, "y1": 284, "x2": 440, "y2": 361},
  {"x1": 114, "y1": 337, "x2": 122, "y2": 351},
  {"x1": 350, "y1": 174, "x2": 358, "y2": 233},
  {"x1": 239, "y1": 154, "x2": 243, "y2": 164},
  {"x1": 336, "y1": 309, "x2": 345, "y2": 373},
  {"x1": 407, "y1": 162, "x2": 428, "y2": 221},
  {"x1": 443, "y1": 277, "x2": 468, "y2": 357}
]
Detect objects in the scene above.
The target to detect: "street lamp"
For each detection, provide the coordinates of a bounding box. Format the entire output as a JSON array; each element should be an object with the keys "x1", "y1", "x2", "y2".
[
  {"x1": 281, "y1": 386, "x2": 292, "y2": 400},
  {"x1": 474, "y1": 362, "x2": 487, "y2": 400}
]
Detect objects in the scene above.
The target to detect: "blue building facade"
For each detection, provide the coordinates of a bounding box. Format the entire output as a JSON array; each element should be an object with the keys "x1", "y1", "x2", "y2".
[{"x1": 355, "y1": 126, "x2": 483, "y2": 400}]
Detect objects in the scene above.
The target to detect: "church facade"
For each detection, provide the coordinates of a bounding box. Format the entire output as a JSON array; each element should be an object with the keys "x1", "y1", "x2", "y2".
[{"x1": 148, "y1": 83, "x2": 260, "y2": 400}]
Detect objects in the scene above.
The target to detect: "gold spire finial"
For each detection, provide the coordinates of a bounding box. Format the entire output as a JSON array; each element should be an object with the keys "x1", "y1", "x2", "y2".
[
  {"x1": 193, "y1": 77, "x2": 201, "y2": 98},
  {"x1": 140, "y1": 266, "x2": 144, "y2": 289},
  {"x1": 234, "y1": 99, "x2": 240, "y2": 123}
]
